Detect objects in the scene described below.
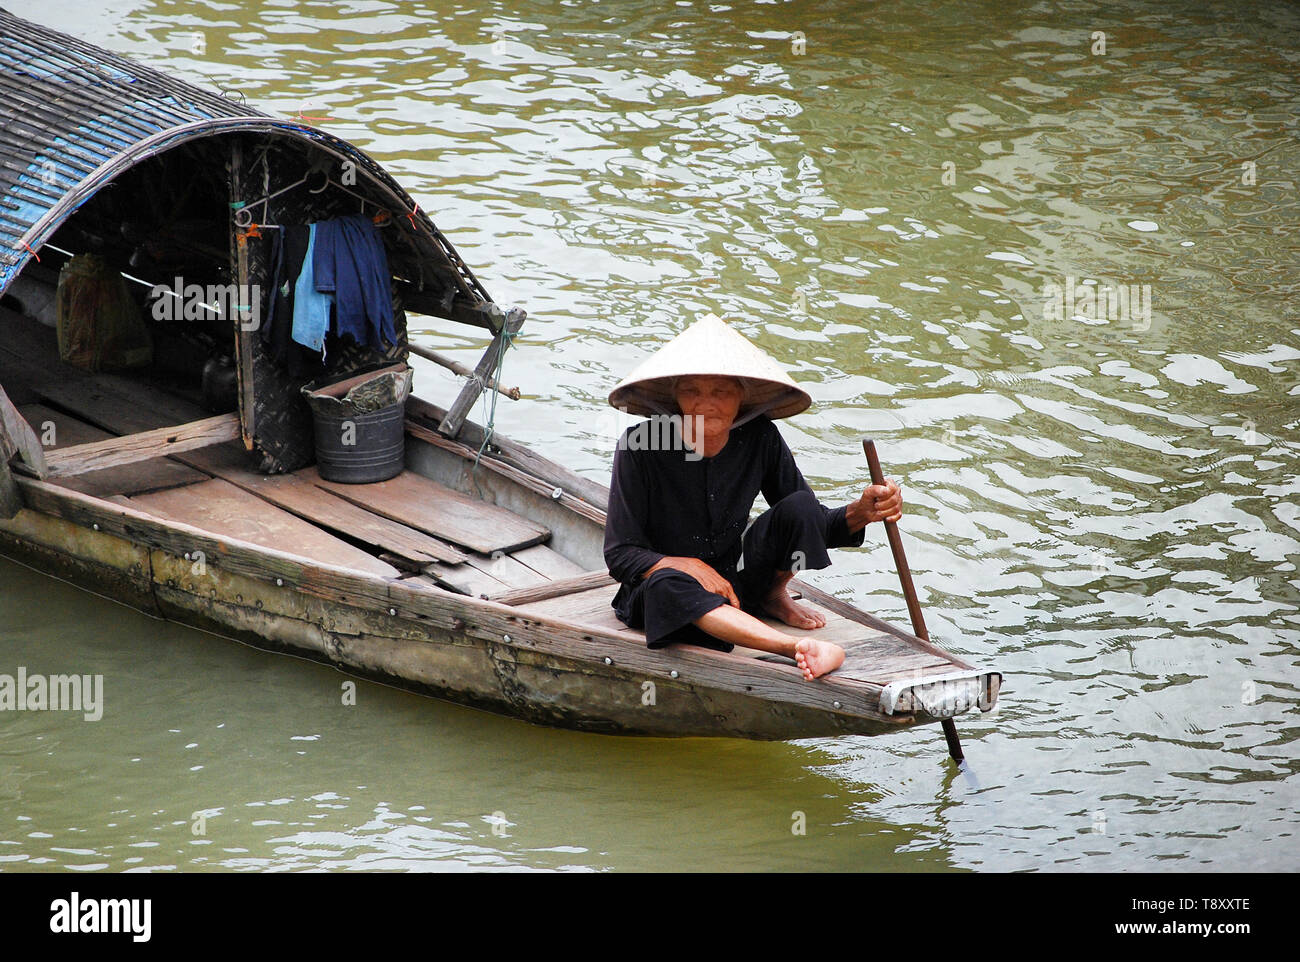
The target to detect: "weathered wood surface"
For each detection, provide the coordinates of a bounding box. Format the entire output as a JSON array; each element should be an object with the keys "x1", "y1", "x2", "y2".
[
  {"x1": 792, "y1": 577, "x2": 977, "y2": 671},
  {"x1": 127, "y1": 478, "x2": 400, "y2": 577},
  {"x1": 0, "y1": 453, "x2": 19, "y2": 518},
  {"x1": 0, "y1": 305, "x2": 992, "y2": 735},
  {"x1": 515, "y1": 583, "x2": 634, "y2": 634},
  {"x1": 309, "y1": 466, "x2": 550, "y2": 555},
  {"x1": 493, "y1": 569, "x2": 614, "y2": 605},
  {"x1": 41, "y1": 413, "x2": 241, "y2": 478},
  {"x1": 1, "y1": 381, "x2": 30, "y2": 516},
  {"x1": 417, "y1": 549, "x2": 554, "y2": 598},
  {"x1": 407, "y1": 395, "x2": 608, "y2": 512},
  {"x1": 508, "y1": 543, "x2": 588, "y2": 580},
  {"x1": 464, "y1": 548, "x2": 550, "y2": 589},
  {"x1": 1, "y1": 376, "x2": 47, "y2": 485},
  {"x1": 420, "y1": 564, "x2": 509, "y2": 598},
  {"x1": 0, "y1": 306, "x2": 211, "y2": 435},
  {"x1": 512, "y1": 578, "x2": 967, "y2": 686},
  {"x1": 18, "y1": 403, "x2": 206, "y2": 497},
  {"x1": 230, "y1": 140, "x2": 256, "y2": 449},
  {"x1": 0, "y1": 505, "x2": 160, "y2": 615},
  {"x1": 179, "y1": 442, "x2": 468, "y2": 565},
  {"x1": 405, "y1": 418, "x2": 606, "y2": 526},
  {"x1": 406, "y1": 342, "x2": 520, "y2": 399}
]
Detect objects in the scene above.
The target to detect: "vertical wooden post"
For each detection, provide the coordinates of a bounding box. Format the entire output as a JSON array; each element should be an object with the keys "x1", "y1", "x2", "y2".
[{"x1": 229, "y1": 139, "x2": 256, "y2": 450}]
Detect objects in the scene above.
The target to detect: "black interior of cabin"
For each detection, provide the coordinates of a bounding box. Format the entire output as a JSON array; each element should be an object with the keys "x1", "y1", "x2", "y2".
[{"x1": 1, "y1": 133, "x2": 417, "y2": 473}]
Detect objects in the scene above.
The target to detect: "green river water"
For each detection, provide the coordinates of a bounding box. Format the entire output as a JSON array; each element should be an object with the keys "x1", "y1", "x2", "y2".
[{"x1": 1, "y1": 0, "x2": 1297, "y2": 872}]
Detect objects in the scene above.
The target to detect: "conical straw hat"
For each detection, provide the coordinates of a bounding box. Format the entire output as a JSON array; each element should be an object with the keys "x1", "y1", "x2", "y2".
[{"x1": 608, "y1": 313, "x2": 811, "y2": 422}]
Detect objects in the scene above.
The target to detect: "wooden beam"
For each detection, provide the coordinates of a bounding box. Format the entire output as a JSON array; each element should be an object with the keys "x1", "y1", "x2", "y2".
[
  {"x1": 492, "y1": 570, "x2": 615, "y2": 606},
  {"x1": 309, "y1": 466, "x2": 550, "y2": 555},
  {"x1": 437, "y1": 306, "x2": 525, "y2": 440},
  {"x1": 0, "y1": 379, "x2": 47, "y2": 478},
  {"x1": 40, "y1": 413, "x2": 241, "y2": 479},
  {"x1": 406, "y1": 342, "x2": 520, "y2": 399},
  {"x1": 397, "y1": 283, "x2": 504, "y2": 333}
]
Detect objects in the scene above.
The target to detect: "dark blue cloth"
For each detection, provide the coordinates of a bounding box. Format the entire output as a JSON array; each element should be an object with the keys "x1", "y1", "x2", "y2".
[
  {"x1": 312, "y1": 215, "x2": 395, "y2": 351},
  {"x1": 602, "y1": 415, "x2": 866, "y2": 649}
]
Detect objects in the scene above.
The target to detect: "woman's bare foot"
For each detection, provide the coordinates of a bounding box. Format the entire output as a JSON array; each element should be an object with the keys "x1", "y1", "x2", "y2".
[
  {"x1": 794, "y1": 639, "x2": 845, "y2": 680},
  {"x1": 761, "y1": 589, "x2": 827, "y2": 630}
]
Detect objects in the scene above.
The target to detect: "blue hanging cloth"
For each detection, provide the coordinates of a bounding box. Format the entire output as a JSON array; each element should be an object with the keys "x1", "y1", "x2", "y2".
[
  {"x1": 312, "y1": 214, "x2": 396, "y2": 352},
  {"x1": 291, "y1": 223, "x2": 332, "y2": 355}
]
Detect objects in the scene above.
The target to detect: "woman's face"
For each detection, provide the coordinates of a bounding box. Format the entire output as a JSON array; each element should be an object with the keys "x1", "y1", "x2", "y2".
[{"x1": 675, "y1": 375, "x2": 745, "y2": 435}]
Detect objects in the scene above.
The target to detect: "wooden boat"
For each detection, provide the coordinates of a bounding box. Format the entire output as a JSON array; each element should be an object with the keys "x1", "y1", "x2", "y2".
[{"x1": 0, "y1": 10, "x2": 1001, "y2": 740}]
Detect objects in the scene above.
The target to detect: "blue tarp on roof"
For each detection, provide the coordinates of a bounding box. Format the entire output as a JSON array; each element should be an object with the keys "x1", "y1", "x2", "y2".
[
  {"x1": 0, "y1": 8, "x2": 260, "y2": 292},
  {"x1": 0, "y1": 7, "x2": 492, "y2": 312}
]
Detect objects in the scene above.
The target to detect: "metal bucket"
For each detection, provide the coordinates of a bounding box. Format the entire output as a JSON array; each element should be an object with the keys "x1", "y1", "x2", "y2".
[
  {"x1": 303, "y1": 363, "x2": 410, "y2": 484},
  {"x1": 310, "y1": 402, "x2": 405, "y2": 483}
]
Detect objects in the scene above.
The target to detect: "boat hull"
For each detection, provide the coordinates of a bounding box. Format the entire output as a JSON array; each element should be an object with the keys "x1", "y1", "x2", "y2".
[{"x1": 0, "y1": 500, "x2": 918, "y2": 739}]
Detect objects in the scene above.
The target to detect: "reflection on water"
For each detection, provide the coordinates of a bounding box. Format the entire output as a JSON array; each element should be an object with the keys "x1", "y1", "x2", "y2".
[{"x1": 2, "y1": 0, "x2": 1297, "y2": 871}]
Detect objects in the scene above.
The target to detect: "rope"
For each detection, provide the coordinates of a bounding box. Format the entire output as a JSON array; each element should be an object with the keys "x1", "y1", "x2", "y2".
[{"x1": 468, "y1": 321, "x2": 519, "y2": 497}]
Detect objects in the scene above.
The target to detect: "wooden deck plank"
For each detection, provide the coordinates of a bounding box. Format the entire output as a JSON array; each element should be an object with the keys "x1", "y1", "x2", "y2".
[
  {"x1": 127, "y1": 478, "x2": 399, "y2": 577},
  {"x1": 517, "y1": 583, "x2": 619, "y2": 620},
  {"x1": 42, "y1": 413, "x2": 241, "y2": 478},
  {"x1": 857, "y1": 661, "x2": 962, "y2": 682},
  {"x1": 308, "y1": 466, "x2": 550, "y2": 554},
  {"x1": 509, "y1": 543, "x2": 587, "y2": 580},
  {"x1": 463, "y1": 550, "x2": 550, "y2": 591},
  {"x1": 757, "y1": 608, "x2": 886, "y2": 647},
  {"x1": 179, "y1": 443, "x2": 468, "y2": 565},
  {"x1": 416, "y1": 566, "x2": 510, "y2": 598},
  {"x1": 18, "y1": 403, "x2": 207, "y2": 496}
]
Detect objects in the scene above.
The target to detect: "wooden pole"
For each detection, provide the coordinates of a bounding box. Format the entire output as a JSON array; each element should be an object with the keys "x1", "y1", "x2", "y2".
[
  {"x1": 862, "y1": 438, "x2": 964, "y2": 763},
  {"x1": 406, "y1": 342, "x2": 521, "y2": 399}
]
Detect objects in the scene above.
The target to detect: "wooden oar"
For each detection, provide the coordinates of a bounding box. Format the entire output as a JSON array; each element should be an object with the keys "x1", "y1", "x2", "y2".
[{"x1": 862, "y1": 438, "x2": 964, "y2": 763}]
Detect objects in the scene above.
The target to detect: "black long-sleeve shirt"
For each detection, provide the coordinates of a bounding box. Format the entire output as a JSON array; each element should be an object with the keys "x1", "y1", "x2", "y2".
[{"x1": 602, "y1": 414, "x2": 865, "y2": 587}]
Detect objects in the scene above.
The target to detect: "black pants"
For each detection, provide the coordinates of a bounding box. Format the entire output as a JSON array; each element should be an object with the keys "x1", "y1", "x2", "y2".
[{"x1": 613, "y1": 490, "x2": 836, "y2": 652}]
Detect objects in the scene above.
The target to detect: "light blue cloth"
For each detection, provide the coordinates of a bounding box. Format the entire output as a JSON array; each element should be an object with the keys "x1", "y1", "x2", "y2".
[{"x1": 291, "y1": 223, "x2": 332, "y2": 355}]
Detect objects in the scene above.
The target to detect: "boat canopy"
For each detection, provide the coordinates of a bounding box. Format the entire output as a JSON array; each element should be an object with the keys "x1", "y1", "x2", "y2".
[
  {"x1": 0, "y1": 7, "x2": 520, "y2": 471},
  {"x1": 0, "y1": 7, "x2": 498, "y2": 327}
]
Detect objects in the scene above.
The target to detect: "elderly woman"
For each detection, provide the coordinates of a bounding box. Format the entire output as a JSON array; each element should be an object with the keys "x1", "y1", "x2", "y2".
[{"x1": 603, "y1": 315, "x2": 902, "y2": 680}]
